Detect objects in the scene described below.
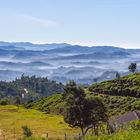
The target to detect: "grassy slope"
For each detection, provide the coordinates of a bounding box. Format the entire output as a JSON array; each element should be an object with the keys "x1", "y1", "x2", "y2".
[
  {"x1": 84, "y1": 130, "x2": 140, "y2": 140},
  {"x1": 25, "y1": 94, "x2": 66, "y2": 115},
  {"x1": 0, "y1": 105, "x2": 78, "y2": 140},
  {"x1": 89, "y1": 92, "x2": 140, "y2": 116},
  {"x1": 89, "y1": 73, "x2": 140, "y2": 98},
  {"x1": 26, "y1": 91, "x2": 140, "y2": 117}
]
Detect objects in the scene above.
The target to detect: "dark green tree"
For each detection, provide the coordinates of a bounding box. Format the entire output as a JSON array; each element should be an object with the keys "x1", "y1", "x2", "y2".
[
  {"x1": 128, "y1": 63, "x2": 137, "y2": 73},
  {"x1": 0, "y1": 98, "x2": 9, "y2": 105},
  {"x1": 116, "y1": 72, "x2": 120, "y2": 79},
  {"x1": 14, "y1": 96, "x2": 21, "y2": 105},
  {"x1": 63, "y1": 81, "x2": 108, "y2": 136},
  {"x1": 93, "y1": 78, "x2": 98, "y2": 83},
  {"x1": 87, "y1": 97, "x2": 108, "y2": 135}
]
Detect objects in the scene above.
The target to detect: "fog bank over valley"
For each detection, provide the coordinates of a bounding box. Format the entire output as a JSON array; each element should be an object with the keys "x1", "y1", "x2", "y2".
[{"x1": 0, "y1": 42, "x2": 139, "y2": 85}]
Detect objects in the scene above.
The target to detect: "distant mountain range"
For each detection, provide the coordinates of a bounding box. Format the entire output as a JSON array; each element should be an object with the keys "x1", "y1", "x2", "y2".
[
  {"x1": 0, "y1": 41, "x2": 71, "y2": 50},
  {"x1": 0, "y1": 41, "x2": 139, "y2": 84}
]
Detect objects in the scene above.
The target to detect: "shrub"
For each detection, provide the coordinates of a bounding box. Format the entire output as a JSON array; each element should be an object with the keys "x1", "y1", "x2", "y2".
[
  {"x1": 129, "y1": 120, "x2": 140, "y2": 131},
  {"x1": 0, "y1": 98, "x2": 9, "y2": 105},
  {"x1": 22, "y1": 126, "x2": 32, "y2": 137}
]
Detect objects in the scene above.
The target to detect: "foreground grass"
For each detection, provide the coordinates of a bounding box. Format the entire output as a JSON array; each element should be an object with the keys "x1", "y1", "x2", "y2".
[
  {"x1": 84, "y1": 130, "x2": 140, "y2": 140},
  {"x1": 84, "y1": 120, "x2": 140, "y2": 140},
  {"x1": 0, "y1": 105, "x2": 78, "y2": 140}
]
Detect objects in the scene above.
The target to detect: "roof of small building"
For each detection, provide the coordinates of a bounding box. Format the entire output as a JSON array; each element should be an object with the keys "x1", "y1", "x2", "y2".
[{"x1": 109, "y1": 111, "x2": 140, "y2": 127}]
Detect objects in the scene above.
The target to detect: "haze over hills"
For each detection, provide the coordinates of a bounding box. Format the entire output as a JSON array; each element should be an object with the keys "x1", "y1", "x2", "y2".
[
  {"x1": 0, "y1": 41, "x2": 140, "y2": 85},
  {"x1": 0, "y1": 41, "x2": 71, "y2": 51}
]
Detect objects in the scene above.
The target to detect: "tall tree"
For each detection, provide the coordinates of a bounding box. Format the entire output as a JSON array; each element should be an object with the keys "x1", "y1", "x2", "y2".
[
  {"x1": 116, "y1": 72, "x2": 120, "y2": 79},
  {"x1": 14, "y1": 96, "x2": 21, "y2": 106},
  {"x1": 87, "y1": 97, "x2": 108, "y2": 135},
  {"x1": 93, "y1": 78, "x2": 98, "y2": 83},
  {"x1": 63, "y1": 81, "x2": 108, "y2": 137},
  {"x1": 128, "y1": 63, "x2": 137, "y2": 73}
]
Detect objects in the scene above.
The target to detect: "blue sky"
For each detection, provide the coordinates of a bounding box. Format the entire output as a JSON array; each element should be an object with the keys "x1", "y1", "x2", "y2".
[{"x1": 0, "y1": 0, "x2": 140, "y2": 48}]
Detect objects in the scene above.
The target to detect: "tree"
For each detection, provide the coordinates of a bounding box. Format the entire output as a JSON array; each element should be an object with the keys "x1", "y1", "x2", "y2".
[
  {"x1": 128, "y1": 63, "x2": 137, "y2": 73},
  {"x1": 87, "y1": 97, "x2": 108, "y2": 135},
  {"x1": 14, "y1": 96, "x2": 21, "y2": 106},
  {"x1": 63, "y1": 81, "x2": 108, "y2": 137},
  {"x1": 93, "y1": 78, "x2": 98, "y2": 83},
  {"x1": 0, "y1": 98, "x2": 9, "y2": 105},
  {"x1": 116, "y1": 72, "x2": 120, "y2": 79}
]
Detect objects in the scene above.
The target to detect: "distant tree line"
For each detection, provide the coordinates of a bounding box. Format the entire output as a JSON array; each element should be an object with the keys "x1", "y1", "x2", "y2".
[{"x1": 0, "y1": 75, "x2": 63, "y2": 103}]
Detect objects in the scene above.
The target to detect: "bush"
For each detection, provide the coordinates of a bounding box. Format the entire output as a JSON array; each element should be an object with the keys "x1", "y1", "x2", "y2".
[
  {"x1": 0, "y1": 98, "x2": 9, "y2": 105},
  {"x1": 84, "y1": 130, "x2": 140, "y2": 140},
  {"x1": 129, "y1": 120, "x2": 140, "y2": 131},
  {"x1": 22, "y1": 126, "x2": 32, "y2": 137}
]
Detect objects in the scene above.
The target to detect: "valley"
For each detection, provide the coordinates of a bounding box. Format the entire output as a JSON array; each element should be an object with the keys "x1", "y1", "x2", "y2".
[
  {"x1": 0, "y1": 43, "x2": 140, "y2": 140},
  {"x1": 0, "y1": 42, "x2": 140, "y2": 85}
]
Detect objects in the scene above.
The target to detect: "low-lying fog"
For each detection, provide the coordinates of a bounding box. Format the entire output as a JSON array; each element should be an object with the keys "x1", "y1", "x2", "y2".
[{"x1": 0, "y1": 43, "x2": 139, "y2": 85}]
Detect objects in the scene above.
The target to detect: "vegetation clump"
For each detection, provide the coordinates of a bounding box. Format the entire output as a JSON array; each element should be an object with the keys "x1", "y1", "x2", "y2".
[
  {"x1": 22, "y1": 125, "x2": 32, "y2": 137},
  {"x1": 128, "y1": 63, "x2": 137, "y2": 73},
  {"x1": 0, "y1": 98, "x2": 9, "y2": 105}
]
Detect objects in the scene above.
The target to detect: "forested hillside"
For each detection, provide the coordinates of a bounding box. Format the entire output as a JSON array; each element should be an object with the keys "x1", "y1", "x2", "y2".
[{"x1": 0, "y1": 75, "x2": 63, "y2": 100}]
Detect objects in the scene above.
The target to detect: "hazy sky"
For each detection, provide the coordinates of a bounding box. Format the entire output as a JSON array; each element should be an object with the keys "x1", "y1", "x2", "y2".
[{"x1": 0, "y1": 0, "x2": 140, "y2": 48}]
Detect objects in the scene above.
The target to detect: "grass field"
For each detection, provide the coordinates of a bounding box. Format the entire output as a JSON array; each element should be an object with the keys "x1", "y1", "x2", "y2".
[{"x1": 0, "y1": 105, "x2": 78, "y2": 140}]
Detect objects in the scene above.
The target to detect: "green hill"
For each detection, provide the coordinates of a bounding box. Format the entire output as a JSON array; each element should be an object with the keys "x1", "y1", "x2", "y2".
[
  {"x1": 0, "y1": 75, "x2": 63, "y2": 101},
  {"x1": 25, "y1": 93, "x2": 140, "y2": 117},
  {"x1": 1, "y1": 73, "x2": 140, "y2": 117},
  {"x1": 25, "y1": 94, "x2": 66, "y2": 115},
  {"x1": 25, "y1": 73, "x2": 140, "y2": 116},
  {"x1": 89, "y1": 73, "x2": 140, "y2": 98}
]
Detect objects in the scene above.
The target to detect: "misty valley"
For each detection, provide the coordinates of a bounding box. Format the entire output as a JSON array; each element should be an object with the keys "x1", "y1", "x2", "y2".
[{"x1": 0, "y1": 42, "x2": 140, "y2": 85}]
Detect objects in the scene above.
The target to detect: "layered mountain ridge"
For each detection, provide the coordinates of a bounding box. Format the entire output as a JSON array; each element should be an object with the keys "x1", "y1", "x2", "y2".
[{"x1": 0, "y1": 41, "x2": 139, "y2": 84}]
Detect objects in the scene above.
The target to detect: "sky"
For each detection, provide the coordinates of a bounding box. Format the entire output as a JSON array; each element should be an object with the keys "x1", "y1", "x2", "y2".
[{"x1": 0, "y1": 0, "x2": 140, "y2": 48}]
